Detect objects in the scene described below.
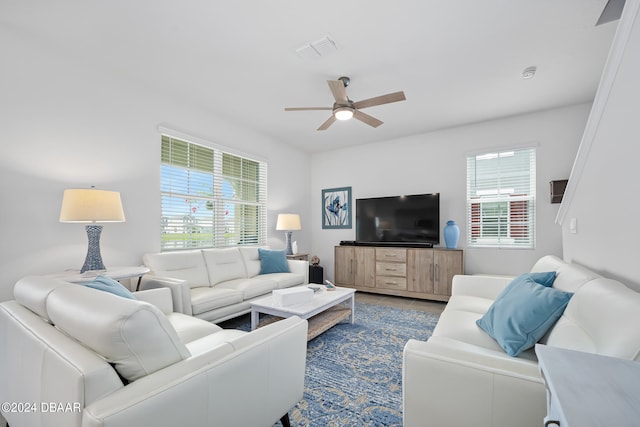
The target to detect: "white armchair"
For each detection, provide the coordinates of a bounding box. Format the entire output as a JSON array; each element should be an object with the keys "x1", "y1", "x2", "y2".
[{"x1": 0, "y1": 276, "x2": 308, "y2": 427}]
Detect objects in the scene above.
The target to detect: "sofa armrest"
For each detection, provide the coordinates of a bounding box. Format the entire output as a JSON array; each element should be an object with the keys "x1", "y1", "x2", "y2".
[
  {"x1": 451, "y1": 274, "x2": 515, "y2": 299},
  {"x1": 287, "y1": 259, "x2": 309, "y2": 283},
  {"x1": 133, "y1": 288, "x2": 174, "y2": 314},
  {"x1": 139, "y1": 275, "x2": 192, "y2": 315},
  {"x1": 82, "y1": 317, "x2": 308, "y2": 427},
  {"x1": 403, "y1": 336, "x2": 545, "y2": 427}
]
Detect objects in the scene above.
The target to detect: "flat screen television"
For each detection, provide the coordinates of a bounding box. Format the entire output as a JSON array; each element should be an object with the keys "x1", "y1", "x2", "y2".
[{"x1": 356, "y1": 193, "x2": 440, "y2": 247}]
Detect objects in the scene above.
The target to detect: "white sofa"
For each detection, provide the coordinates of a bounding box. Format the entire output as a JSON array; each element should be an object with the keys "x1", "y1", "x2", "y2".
[
  {"x1": 403, "y1": 255, "x2": 640, "y2": 427},
  {"x1": 140, "y1": 247, "x2": 308, "y2": 323},
  {"x1": 0, "y1": 275, "x2": 308, "y2": 427}
]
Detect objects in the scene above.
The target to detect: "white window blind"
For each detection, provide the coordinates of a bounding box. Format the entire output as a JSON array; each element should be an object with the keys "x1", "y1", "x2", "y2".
[
  {"x1": 466, "y1": 147, "x2": 536, "y2": 248},
  {"x1": 160, "y1": 135, "x2": 267, "y2": 250}
]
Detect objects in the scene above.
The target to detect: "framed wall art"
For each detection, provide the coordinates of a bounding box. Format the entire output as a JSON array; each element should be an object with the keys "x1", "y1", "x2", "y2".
[{"x1": 322, "y1": 186, "x2": 352, "y2": 229}]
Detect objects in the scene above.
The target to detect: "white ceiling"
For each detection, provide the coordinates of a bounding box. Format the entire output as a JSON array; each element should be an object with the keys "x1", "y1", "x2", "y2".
[{"x1": 2, "y1": 0, "x2": 619, "y2": 153}]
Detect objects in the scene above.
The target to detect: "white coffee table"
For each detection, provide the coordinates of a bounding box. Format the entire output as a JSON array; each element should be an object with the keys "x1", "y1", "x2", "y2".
[{"x1": 250, "y1": 286, "x2": 356, "y2": 338}]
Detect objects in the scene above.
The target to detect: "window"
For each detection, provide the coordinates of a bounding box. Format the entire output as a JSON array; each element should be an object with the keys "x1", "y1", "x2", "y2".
[
  {"x1": 160, "y1": 135, "x2": 267, "y2": 250},
  {"x1": 466, "y1": 147, "x2": 536, "y2": 248}
]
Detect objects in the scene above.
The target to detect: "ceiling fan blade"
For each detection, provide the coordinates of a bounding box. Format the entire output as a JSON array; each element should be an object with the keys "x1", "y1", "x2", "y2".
[
  {"x1": 317, "y1": 115, "x2": 337, "y2": 131},
  {"x1": 285, "y1": 107, "x2": 332, "y2": 111},
  {"x1": 327, "y1": 80, "x2": 348, "y2": 104},
  {"x1": 353, "y1": 91, "x2": 406, "y2": 109},
  {"x1": 353, "y1": 110, "x2": 383, "y2": 128}
]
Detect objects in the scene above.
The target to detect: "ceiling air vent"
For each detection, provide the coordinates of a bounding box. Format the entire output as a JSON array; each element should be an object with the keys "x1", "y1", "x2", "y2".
[{"x1": 296, "y1": 35, "x2": 338, "y2": 59}]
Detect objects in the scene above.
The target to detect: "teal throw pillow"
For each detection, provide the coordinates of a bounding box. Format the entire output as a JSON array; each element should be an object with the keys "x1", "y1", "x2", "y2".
[
  {"x1": 85, "y1": 275, "x2": 137, "y2": 300},
  {"x1": 476, "y1": 276, "x2": 572, "y2": 357},
  {"x1": 512, "y1": 271, "x2": 557, "y2": 288},
  {"x1": 258, "y1": 248, "x2": 290, "y2": 274}
]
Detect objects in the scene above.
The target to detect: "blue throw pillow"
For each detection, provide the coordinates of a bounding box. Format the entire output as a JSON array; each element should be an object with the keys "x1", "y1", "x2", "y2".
[
  {"x1": 258, "y1": 248, "x2": 290, "y2": 274},
  {"x1": 85, "y1": 275, "x2": 137, "y2": 300},
  {"x1": 476, "y1": 276, "x2": 572, "y2": 357},
  {"x1": 511, "y1": 271, "x2": 557, "y2": 288}
]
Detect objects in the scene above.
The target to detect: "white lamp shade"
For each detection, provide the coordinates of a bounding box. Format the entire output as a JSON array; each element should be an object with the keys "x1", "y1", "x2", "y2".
[
  {"x1": 59, "y1": 189, "x2": 126, "y2": 223},
  {"x1": 276, "y1": 213, "x2": 301, "y2": 231}
]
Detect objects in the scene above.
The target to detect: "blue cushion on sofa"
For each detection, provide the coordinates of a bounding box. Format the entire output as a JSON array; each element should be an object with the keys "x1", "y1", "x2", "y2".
[
  {"x1": 476, "y1": 276, "x2": 572, "y2": 356},
  {"x1": 85, "y1": 275, "x2": 137, "y2": 300},
  {"x1": 258, "y1": 248, "x2": 290, "y2": 274},
  {"x1": 513, "y1": 271, "x2": 557, "y2": 287}
]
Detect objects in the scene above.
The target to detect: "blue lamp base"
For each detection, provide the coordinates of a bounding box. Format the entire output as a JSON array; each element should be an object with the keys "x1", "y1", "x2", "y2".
[
  {"x1": 284, "y1": 231, "x2": 294, "y2": 255},
  {"x1": 81, "y1": 224, "x2": 106, "y2": 273}
]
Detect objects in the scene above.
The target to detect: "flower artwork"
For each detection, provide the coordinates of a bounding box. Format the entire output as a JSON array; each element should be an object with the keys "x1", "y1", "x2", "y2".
[{"x1": 322, "y1": 187, "x2": 352, "y2": 229}]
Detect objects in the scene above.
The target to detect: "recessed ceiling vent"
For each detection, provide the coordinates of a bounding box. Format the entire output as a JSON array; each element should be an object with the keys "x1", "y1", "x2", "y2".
[{"x1": 296, "y1": 35, "x2": 338, "y2": 59}]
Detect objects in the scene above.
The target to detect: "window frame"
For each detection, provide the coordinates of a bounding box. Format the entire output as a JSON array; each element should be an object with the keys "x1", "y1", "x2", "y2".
[
  {"x1": 466, "y1": 147, "x2": 536, "y2": 249},
  {"x1": 159, "y1": 132, "x2": 267, "y2": 251}
]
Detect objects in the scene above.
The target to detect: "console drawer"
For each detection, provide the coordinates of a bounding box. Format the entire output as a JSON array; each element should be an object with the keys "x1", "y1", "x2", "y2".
[
  {"x1": 376, "y1": 276, "x2": 407, "y2": 290},
  {"x1": 376, "y1": 262, "x2": 406, "y2": 277},
  {"x1": 376, "y1": 248, "x2": 407, "y2": 262}
]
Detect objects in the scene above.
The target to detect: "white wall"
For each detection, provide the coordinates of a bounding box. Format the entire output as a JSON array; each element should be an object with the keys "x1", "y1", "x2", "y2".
[
  {"x1": 560, "y1": 0, "x2": 640, "y2": 291},
  {"x1": 0, "y1": 27, "x2": 312, "y2": 301},
  {"x1": 311, "y1": 104, "x2": 591, "y2": 282}
]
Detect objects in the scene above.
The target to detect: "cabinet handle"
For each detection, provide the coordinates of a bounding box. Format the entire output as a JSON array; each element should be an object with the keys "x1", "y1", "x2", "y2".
[
  {"x1": 385, "y1": 281, "x2": 397, "y2": 285},
  {"x1": 430, "y1": 264, "x2": 434, "y2": 281},
  {"x1": 386, "y1": 253, "x2": 397, "y2": 257},
  {"x1": 385, "y1": 267, "x2": 397, "y2": 271},
  {"x1": 435, "y1": 265, "x2": 440, "y2": 282}
]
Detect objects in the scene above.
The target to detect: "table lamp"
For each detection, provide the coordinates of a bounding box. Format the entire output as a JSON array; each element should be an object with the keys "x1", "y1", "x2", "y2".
[
  {"x1": 276, "y1": 213, "x2": 301, "y2": 255},
  {"x1": 59, "y1": 187, "x2": 126, "y2": 273}
]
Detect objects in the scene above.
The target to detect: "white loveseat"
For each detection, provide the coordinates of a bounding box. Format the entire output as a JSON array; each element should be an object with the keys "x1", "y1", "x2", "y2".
[
  {"x1": 403, "y1": 255, "x2": 640, "y2": 427},
  {"x1": 0, "y1": 275, "x2": 308, "y2": 427},
  {"x1": 140, "y1": 247, "x2": 308, "y2": 323}
]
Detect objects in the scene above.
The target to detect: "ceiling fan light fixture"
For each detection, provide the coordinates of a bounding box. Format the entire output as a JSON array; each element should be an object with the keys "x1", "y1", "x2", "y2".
[{"x1": 334, "y1": 106, "x2": 354, "y2": 120}]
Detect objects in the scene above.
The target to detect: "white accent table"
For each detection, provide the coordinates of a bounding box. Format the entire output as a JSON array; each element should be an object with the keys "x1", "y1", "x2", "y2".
[
  {"x1": 46, "y1": 266, "x2": 150, "y2": 289},
  {"x1": 250, "y1": 286, "x2": 355, "y2": 338},
  {"x1": 536, "y1": 344, "x2": 640, "y2": 426}
]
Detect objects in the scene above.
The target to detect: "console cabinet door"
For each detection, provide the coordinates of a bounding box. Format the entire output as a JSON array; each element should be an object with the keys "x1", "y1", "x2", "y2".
[
  {"x1": 334, "y1": 246, "x2": 375, "y2": 288},
  {"x1": 407, "y1": 249, "x2": 434, "y2": 294},
  {"x1": 354, "y1": 247, "x2": 376, "y2": 288},
  {"x1": 335, "y1": 246, "x2": 354, "y2": 285},
  {"x1": 434, "y1": 250, "x2": 463, "y2": 296}
]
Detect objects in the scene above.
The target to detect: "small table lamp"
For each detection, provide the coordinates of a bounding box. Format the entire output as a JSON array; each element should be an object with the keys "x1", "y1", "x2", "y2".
[
  {"x1": 276, "y1": 213, "x2": 301, "y2": 255},
  {"x1": 59, "y1": 188, "x2": 126, "y2": 273}
]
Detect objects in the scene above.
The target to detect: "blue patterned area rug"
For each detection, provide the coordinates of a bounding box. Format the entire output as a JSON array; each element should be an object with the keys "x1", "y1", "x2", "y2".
[{"x1": 254, "y1": 302, "x2": 439, "y2": 426}]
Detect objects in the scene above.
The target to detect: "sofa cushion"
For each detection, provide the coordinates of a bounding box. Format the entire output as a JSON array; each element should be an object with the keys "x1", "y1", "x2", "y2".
[
  {"x1": 239, "y1": 246, "x2": 265, "y2": 278},
  {"x1": 258, "y1": 248, "x2": 290, "y2": 274},
  {"x1": 46, "y1": 284, "x2": 190, "y2": 382},
  {"x1": 85, "y1": 275, "x2": 136, "y2": 299},
  {"x1": 476, "y1": 276, "x2": 573, "y2": 357},
  {"x1": 190, "y1": 286, "x2": 244, "y2": 315},
  {"x1": 165, "y1": 312, "x2": 223, "y2": 344},
  {"x1": 544, "y1": 278, "x2": 640, "y2": 360},
  {"x1": 442, "y1": 295, "x2": 494, "y2": 315},
  {"x1": 432, "y1": 307, "x2": 506, "y2": 353},
  {"x1": 202, "y1": 248, "x2": 248, "y2": 285},
  {"x1": 13, "y1": 276, "x2": 75, "y2": 322},
  {"x1": 143, "y1": 250, "x2": 210, "y2": 289},
  {"x1": 267, "y1": 272, "x2": 306, "y2": 289},
  {"x1": 216, "y1": 277, "x2": 278, "y2": 300},
  {"x1": 530, "y1": 255, "x2": 599, "y2": 293}
]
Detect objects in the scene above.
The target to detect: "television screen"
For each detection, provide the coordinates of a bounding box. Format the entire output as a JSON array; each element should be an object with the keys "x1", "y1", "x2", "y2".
[{"x1": 356, "y1": 193, "x2": 440, "y2": 246}]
